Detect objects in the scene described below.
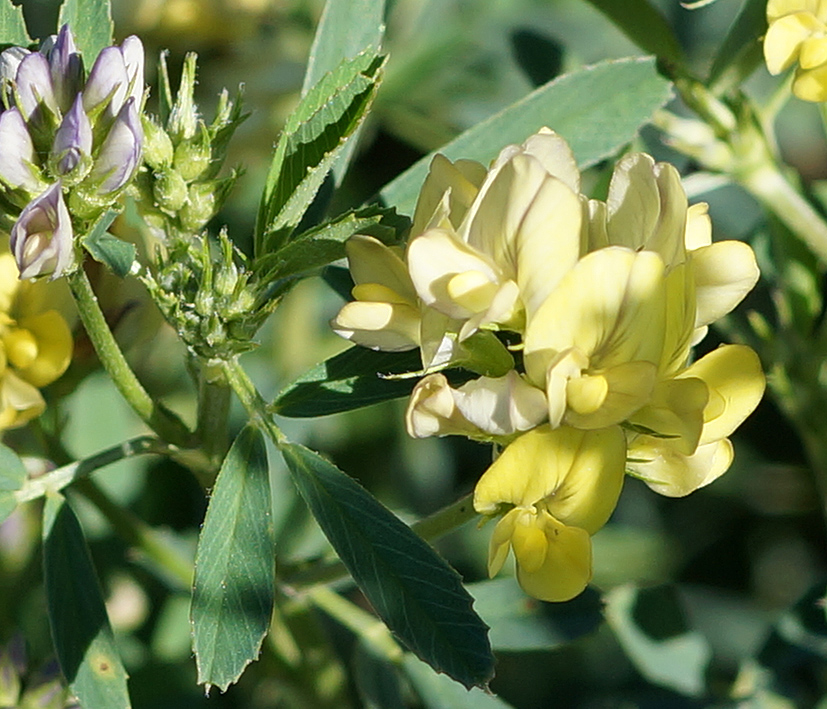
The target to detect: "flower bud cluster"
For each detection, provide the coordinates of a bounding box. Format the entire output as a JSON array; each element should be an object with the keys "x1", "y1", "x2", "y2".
[
  {"x1": 143, "y1": 229, "x2": 261, "y2": 359},
  {"x1": 0, "y1": 25, "x2": 145, "y2": 279},
  {"x1": 136, "y1": 52, "x2": 245, "y2": 240},
  {"x1": 332, "y1": 128, "x2": 765, "y2": 602},
  {"x1": 0, "y1": 253, "x2": 72, "y2": 428}
]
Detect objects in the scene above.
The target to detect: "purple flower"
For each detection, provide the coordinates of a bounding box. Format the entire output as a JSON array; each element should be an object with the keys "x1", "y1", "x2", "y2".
[
  {"x1": 44, "y1": 25, "x2": 84, "y2": 114},
  {"x1": 0, "y1": 46, "x2": 29, "y2": 84},
  {"x1": 51, "y1": 94, "x2": 92, "y2": 176},
  {"x1": 0, "y1": 108, "x2": 41, "y2": 191},
  {"x1": 10, "y1": 182, "x2": 74, "y2": 280},
  {"x1": 91, "y1": 96, "x2": 142, "y2": 194},
  {"x1": 83, "y1": 36, "x2": 144, "y2": 120},
  {"x1": 15, "y1": 52, "x2": 58, "y2": 123}
]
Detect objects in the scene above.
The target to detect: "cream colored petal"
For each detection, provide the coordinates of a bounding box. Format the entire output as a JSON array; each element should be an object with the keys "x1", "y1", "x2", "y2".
[
  {"x1": 453, "y1": 370, "x2": 547, "y2": 435},
  {"x1": 660, "y1": 262, "x2": 695, "y2": 377},
  {"x1": 685, "y1": 203, "x2": 712, "y2": 250},
  {"x1": 405, "y1": 373, "x2": 473, "y2": 438},
  {"x1": 407, "y1": 228, "x2": 500, "y2": 319},
  {"x1": 543, "y1": 348, "x2": 588, "y2": 428},
  {"x1": 458, "y1": 280, "x2": 523, "y2": 341},
  {"x1": 16, "y1": 311, "x2": 72, "y2": 388},
  {"x1": 520, "y1": 127, "x2": 580, "y2": 193},
  {"x1": 651, "y1": 162, "x2": 689, "y2": 268},
  {"x1": 606, "y1": 153, "x2": 661, "y2": 250},
  {"x1": 793, "y1": 63, "x2": 827, "y2": 100},
  {"x1": 584, "y1": 198, "x2": 609, "y2": 252},
  {"x1": 799, "y1": 35, "x2": 827, "y2": 67},
  {"x1": 346, "y1": 235, "x2": 417, "y2": 303},
  {"x1": 628, "y1": 436, "x2": 734, "y2": 497},
  {"x1": 515, "y1": 512, "x2": 592, "y2": 602},
  {"x1": 0, "y1": 254, "x2": 20, "y2": 314},
  {"x1": 629, "y1": 376, "x2": 709, "y2": 456},
  {"x1": 474, "y1": 424, "x2": 626, "y2": 534},
  {"x1": 488, "y1": 508, "x2": 519, "y2": 576},
  {"x1": 563, "y1": 361, "x2": 658, "y2": 430},
  {"x1": 764, "y1": 12, "x2": 820, "y2": 74},
  {"x1": 331, "y1": 301, "x2": 420, "y2": 351},
  {"x1": 767, "y1": 0, "x2": 819, "y2": 22},
  {"x1": 692, "y1": 241, "x2": 759, "y2": 328},
  {"x1": 679, "y1": 344, "x2": 765, "y2": 445},
  {"x1": 419, "y1": 309, "x2": 461, "y2": 369},
  {"x1": 410, "y1": 153, "x2": 486, "y2": 237},
  {"x1": 524, "y1": 247, "x2": 666, "y2": 382}
]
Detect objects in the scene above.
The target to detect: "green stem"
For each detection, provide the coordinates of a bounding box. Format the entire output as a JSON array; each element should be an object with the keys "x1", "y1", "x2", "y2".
[
  {"x1": 73, "y1": 477, "x2": 193, "y2": 590},
  {"x1": 196, "y1": 358, "x2": 232, "y2": 472},
  {"x1": 16, "y1": 435, "x2": 173, "y2": 503},
  {"x1": 68, "y1": 267, "x2": 195, "y2": 449}
]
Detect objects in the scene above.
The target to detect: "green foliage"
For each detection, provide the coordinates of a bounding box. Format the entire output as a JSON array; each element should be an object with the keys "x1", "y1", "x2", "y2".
[
  {"x1": 191, "y1": 425, "x2": 275, "y2": 693},
  {"x1": 0, "y1": 443, "x2": 25, "y2": 524},
  {"x1": 380, "y1": 57, "x2": 672, "y2": 216},
  {"x1": 82, "y1": 211, "x2": 136, "y2": 278},
  {"x1": 0, "y1": 0, "x2": 29, "y2": 46},
  {"x1": 58, "y1": 0, "x2": 113, "y2": 60},
  {"x1": 402, "y1": 655, "x2": 514, "y2": 708},
  {"x1": 42, "y1": 493, "x2": 131, "y2": 709},
  {"x1": 255, "y1": 51, "x2": 386, "y2": 255},
  {"x1": 280, "y1": 441, "x2": 495, "y2": 689},
  {"x1": 708, "y1": 0, "x2": 768, "y2": 94}
]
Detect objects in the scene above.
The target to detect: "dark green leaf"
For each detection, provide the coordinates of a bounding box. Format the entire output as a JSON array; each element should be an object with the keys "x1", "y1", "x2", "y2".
[
  {"x1": 272, "y1": 347, "x2": 424, "y2": 417},
  {"x1": 281, "y1": 442, "x2": 494, "y2": 688},
  {"x1": 708, "y1": 0, "x2": 767, "y2": 94},
  {"x1": 604, "y1": 584, "x2": 711, "y2": 697},
  {"x1": 0, "y1": 0, "x2": 30, "y2": 46},
  {"x1": 255, "y1": 51, "x2": 385, "y2": 255},
  {"x1": 582, "y1": 0, "x2": 685, "y2": 68},
  {"x1": 58, "y1": 0, "x2": 113, "y2": 61},
  {"x1": 467, "y1": 579, "x2": 603, "y2": 652},
  {"x1": 42, "y1": 493, "x2": 131, "y2": 709},
  {"x1": 510, "y1": 28, "x2": 564, "y2": 87},
  {"x1": 302, "y1": 0, "x2": 386, "y2": 184},
  {"x1": 82, "y1": 211, "x2": 136, "y2": 278},
  {"x1": 353, "y1": 641, "x2": 406, "y2": 709},
  {"x1": 191, "y1": 425, "x2": 275, "y2": 693},
  {"x1": 256, "y1": 204, "x2": 409, "y2": 283},
  {"x1": 403, "y1": 655, "x2": 514, "y2": 708},
  {"x1": 380, "y1": 57, "x2": 672, "y2": 216},
  {"x1": 0, "y1": 443, "x2": 25, "y2": 524}
]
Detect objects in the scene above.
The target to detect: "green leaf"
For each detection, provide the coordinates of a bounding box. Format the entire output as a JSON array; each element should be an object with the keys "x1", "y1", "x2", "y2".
[
  {"x1": 42, "y1": 493, "x2": 131, "y2": 709},
  {"x1": 191, "y1": 425, "x2": 275, "y2": 693},
  {"x1": 402, "y1": 655, "x2": 514, "y2": 709},
  {"x1": 467, "y1": 579, "x2": 603, "y2": 652},
  {"x1": 281, "y1": 442, "x2": 494, "y2": 689},
  {"x1": 759, "y1": 580, "x2": 827, "y2": 667},
  {"x1": 380, "y1": 57, "x2": 672, "y2": 216},
  {"x1": 302, "y1": 0, "x2": 386, "y2": 185},
  {"x1": 0, "y1": 0, "x2": 30, "y2": 46},
  {"x1": 81, "y1": 210, "x2": 136, "y2": 278},
  {"x1": 582, "y1": 0, "x2": 685, "y2": 68},
  {"x1": 0, "y1": 443, "x2": 25, "y2": 524},
  {"x1": 353, "y1": 641, "x2": 406, "y2": 709},
  {"x1": 58, "y1": 0, "x2": 113, "y2": 61},
  {"x1": 272, "y1": 347, "x2": 424, "y2": 417},
  {"x1": 255, "y1": 51, "x2": 385, "y2": 255},
  {"x1": 708, "y1": 0, "x2": 767, "y2": 94},
  {"x1": 256, "y1": 205, "x2": 408, "y2": 283},
  {"x1": 604, "y1": 584, "x2": 711, "y2": 697}
]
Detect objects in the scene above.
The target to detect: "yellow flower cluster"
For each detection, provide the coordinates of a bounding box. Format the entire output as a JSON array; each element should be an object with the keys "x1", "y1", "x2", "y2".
[
  {"x1": 332, "y1": 129, "x2": 765, "y2": 602},
  {"x1": 0, "y1": 254, "x2": 72, "y2": 428},
  {"x1": 764, "y1": 0, "x2": 827, "y2": 101}
]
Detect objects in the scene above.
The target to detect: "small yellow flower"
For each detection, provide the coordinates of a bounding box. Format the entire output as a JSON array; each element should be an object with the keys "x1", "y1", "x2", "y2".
[
  {"x1": 474, "y1": 425, "x2": 626, "y2": 602},
  {"x1": 764, "y1": 0, "x2": 827, "y2": 101}
]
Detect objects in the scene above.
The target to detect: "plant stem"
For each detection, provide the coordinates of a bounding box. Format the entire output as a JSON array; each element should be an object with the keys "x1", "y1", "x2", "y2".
[
  {"x1": 73, "y1": 477, "x2": 193, "y2": 590},
  {"x1": 68, "y1": 267, "x2": 196, "y2": 449},
  {"x1": 196, "y1": 358, "x2": 232, "y2": 472}
]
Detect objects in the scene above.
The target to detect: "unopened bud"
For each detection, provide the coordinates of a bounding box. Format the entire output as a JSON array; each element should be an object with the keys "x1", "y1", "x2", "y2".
[
  {"x1": 153, "y1": 168, "x2": 188, "y2": 213},
  {"x1": 141, "y1": 116, "x2": 174, "y2": 169},
  {"x1": 179, "y1": 182, "x2": 217, "y2": 231},
  {"x1": 173, "y1": 123, "x2": 212, "y2": 181}
]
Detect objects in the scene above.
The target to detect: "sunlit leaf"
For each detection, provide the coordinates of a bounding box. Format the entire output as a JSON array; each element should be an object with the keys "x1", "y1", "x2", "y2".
[
  {"x1": 380, "y1": 57, "x2": 672, "y2": 216},
  {"x1": 42, "y1": 493, "x2": 131, "y2": 709},
  {"x1": 0, "y1": 443, "x2": 25, "y2": 524},
  {"x1": 191, "y1": 425, "x2": 275, "y2": 693},
  {"x1": 82, "y1": 211, "x2": 135, "y2": 278},
  {"x1": 0, "y1": 0, "x2": 29, "y2": 46},
  {"x1": 281, "y1": 441, "x2": 494, "y2": 688},
  {"x1": 58, "y1": 0, "x2": 113, "y2": 60}
]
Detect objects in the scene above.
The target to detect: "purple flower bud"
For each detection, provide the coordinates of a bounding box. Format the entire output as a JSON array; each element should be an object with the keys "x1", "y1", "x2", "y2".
[
  {"x1": 51, "y1": 94, "x2": 92, "y2": 176},
  {"x1": 119, "y1": 36, "x2": 145, "y2": 108},
  {"x1": 10, "y1": 182, "x2": 74, "y2": 280},
  {"x1": 82, "y1": 46, "x2": 129, "y2": 118},
  {"x1": 0, "y1": 46, "x2": 29, "y2": 84},
  {"x1": 45, "y1": 25, "x2": 84, "y2": 114},
  {"x1": 0, "y1": 108, "x2": 41, "y2": 191},
  {"x1": 91, "y1": 96, "x2": 142, "y2": 194},
  {"x1": 15, "y1": 52, "x2": 58, "y2": 122}
]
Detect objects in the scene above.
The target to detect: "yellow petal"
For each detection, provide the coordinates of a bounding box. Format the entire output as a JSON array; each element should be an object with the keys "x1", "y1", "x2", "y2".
[
  {"x1": 566, "y1": 373, "x2": 608, "y2": 416},
  {"x1": 767, "y1": 0, "x2": 820, "y2": 22},
  {"x1": 515, "y1": 511, "x2": 593, "y2": 602},
  {"x1": 511, "y1": 508, "x2": 549, "y2": 572},
  {"x1": 352, "y1": 283, "x2": 412, "y2": 305},
  {"x1": 520, "y1": 127, "x2": 580, "y2": 193},
  {"x1": 331, "y1": 301, "x2": 420, "y2": 351},
  {"x1": 411, "y1": 154, "x2": 486, "y2": 237},
  {"x1": 793, "y1": 63, "x2": 827, "y2": 100},
  {"x1": 346, "y1": 235, "x2": 417, "y2": 303},
  {"x1": 488, "y1": 509, "x2": 519, "y2": 577},
  {"x1": 628, "y1": 437, "x2": 734, "y2": 497},
  {"x1": 679, "y1": 344, "x2": 765, "y2": 445},
  {"x1": 474, "y1": 424, "x2": 626, "y2": 534},
  {"x1": 684, "y1": 203, "x2": 712, "y2": 250},
  {"x1": 0, "y1": 370, "x2": 45, "y2": 429},
  {"x1": 16, "y1": 311, "x2": 72, "y2": 388},
  {"x1": 447, "y1": 271, "x2": 500, "y2": 313},
  {"x1": 764, "y1": 12, "x2": 820, "y2": 74},
  {"x1": 0, "y1": 254, "x2": 20, "y2": 314},
  {"x1": 692, "y1": 241, "x2": 759, "y2": 328},
  {"x1": 799, "y1": 34, "x2": 827, "y2": 67}
]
